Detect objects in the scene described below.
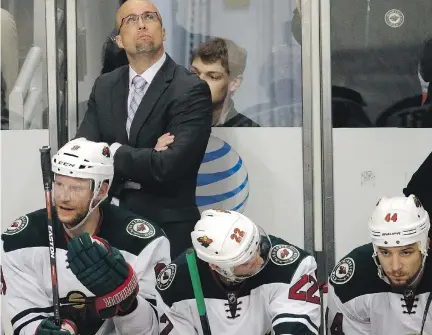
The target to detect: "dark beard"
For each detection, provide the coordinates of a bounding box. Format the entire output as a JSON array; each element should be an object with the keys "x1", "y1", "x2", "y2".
[{"x1": 390, "y1": 266, "x2": 424, "y2": 293}]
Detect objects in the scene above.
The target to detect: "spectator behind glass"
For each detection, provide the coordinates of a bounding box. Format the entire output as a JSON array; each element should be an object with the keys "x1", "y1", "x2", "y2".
[
  {"x1": 77, "y1": 0, "x2": 212, "y2": 259},
  {"x1": 190, "y1": 38, "x2": 259, "y2": 127}
]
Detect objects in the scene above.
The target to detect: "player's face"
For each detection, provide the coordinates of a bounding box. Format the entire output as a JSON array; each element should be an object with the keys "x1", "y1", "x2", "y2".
[
  {"x1": 116, "y1": 0, "x2": 165, "y2": 56},
  {"x1": 54, "y1": 174, "x2": 93, "y2": 228},
  {"x1": 232, "y1": 251, "x2": 265, "y2": 277},
  {"x1": 190, "y1": 58, "x2": 230, "y2": 107},
  {"x1": 376, "y1": 243, "x2": 423, "y2": 287}
]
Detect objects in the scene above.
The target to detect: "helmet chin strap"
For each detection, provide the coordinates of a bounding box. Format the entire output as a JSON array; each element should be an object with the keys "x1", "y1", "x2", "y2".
[{"x1": 63, "y1": 194, "x2": 107, "y2": 236}]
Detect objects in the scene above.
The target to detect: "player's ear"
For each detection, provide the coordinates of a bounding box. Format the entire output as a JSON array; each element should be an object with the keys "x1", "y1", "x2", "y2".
[{"x1": 95, "y1": 181, "x2": 109, "y2": 201}]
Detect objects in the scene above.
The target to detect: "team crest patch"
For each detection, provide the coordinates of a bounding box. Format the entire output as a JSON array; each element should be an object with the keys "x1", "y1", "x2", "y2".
[
  {"x1": 126, "y1": 219, "x2": 156, "y2": 239},
  {"x1": 156, "y1": 264, "x2": 176, "y2": 291},
  {"x1": 59, "y1": 291, "x2": 88, "y2": 310},
  {"x1": 270, "y1": 244, "x2": 300, "y2": 266},
  {"x1": 197, "y1": 236, "x2": 213, "y2": 248},
  {"x1": 330, "y1": 257, "x2": 355, "y2": 284},
  {"x1": 102, "y1": 146, "x2": 110, "y2": 158},
  {"x1": 4, "y1": 216, "x2": 29, "y2": 235},
  {"x1": 385, "y1": 9, "x2": 404, "y2": 28},
  {"x1": 413, "y1": 196, "x2": 422, "y2": 208}
]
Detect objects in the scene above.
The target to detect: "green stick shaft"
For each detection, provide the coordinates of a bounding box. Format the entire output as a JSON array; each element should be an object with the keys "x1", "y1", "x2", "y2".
[{"x1": 186, "y1": 248, "x2": 212, "y2": 335}]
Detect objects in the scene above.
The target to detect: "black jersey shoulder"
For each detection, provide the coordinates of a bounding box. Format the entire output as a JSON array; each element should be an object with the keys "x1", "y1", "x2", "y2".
[
  {"x1": 97, "y1": 203, "x2": 166, "y2": 256},
  {"x1": 329, "y1": 243, "x2": 390, "y2": 303},
  {"x1": 157, "y1": 236, "x2": 314, "y2": 307},
  {"x1": 1, "y1": 208, "x2": 62, "y2": 252},
  {"x1": 250, "y1": 235, "x2": 313, "y2": 287},
  {"x1": 156, "y1": 250, "x2": 241, "y2": 307},
  {"x1": 156, "y1": 251, "x2": 196, "y2": 307}
]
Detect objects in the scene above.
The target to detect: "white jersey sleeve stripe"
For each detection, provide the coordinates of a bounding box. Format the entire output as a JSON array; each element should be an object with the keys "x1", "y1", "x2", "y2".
[
  {"x1": 10, "y1": 307, "x2": 52, "y2": 326},
  {"x1": 272, "y1": 313, "x2": 319, "y2": 335},
  {"x1": 13, "y1": 315, "x2": 46, "y2": 335}
]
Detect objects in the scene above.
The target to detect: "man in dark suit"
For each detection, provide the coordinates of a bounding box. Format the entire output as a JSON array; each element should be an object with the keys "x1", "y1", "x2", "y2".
[{"x1": 76, "y1": 0, "x2": 212, "y2": 258}]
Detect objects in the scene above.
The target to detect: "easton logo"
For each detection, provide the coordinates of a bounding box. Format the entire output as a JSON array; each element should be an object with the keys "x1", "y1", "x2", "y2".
[{"x1": 48, "y1": 226, "x2": 55, "y2": 259}]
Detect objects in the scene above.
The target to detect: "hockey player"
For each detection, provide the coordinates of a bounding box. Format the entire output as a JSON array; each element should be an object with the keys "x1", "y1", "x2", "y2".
[
  {"x1": 156, "y1": 209, "x2": 321, "y2": 335},
  {"x1": 327, "y1": 194, "x2": 432, "y2": 334},
  {"x1": 1, "y1": 138, "x2": 170, "y2": 335}
]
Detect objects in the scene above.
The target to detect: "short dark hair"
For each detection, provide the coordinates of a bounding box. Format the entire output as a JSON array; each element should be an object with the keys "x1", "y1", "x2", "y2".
[{"x1": 192, "y1": 37, "x2": 247, "y2": 78}]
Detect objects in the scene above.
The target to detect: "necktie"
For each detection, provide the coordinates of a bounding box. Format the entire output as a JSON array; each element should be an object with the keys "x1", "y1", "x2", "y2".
[{"x1": 126, "y1": 75, "x2": 146, "y2": 137}]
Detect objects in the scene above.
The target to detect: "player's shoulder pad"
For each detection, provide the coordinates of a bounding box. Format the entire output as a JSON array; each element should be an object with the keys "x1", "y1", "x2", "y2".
[
  {"x1": 101, "y1": 204, "x2": 167, "y2": 256},
  {"x1": 156, "y1": 251, "x2": 194, "y2": 307},
  {"x1": 257, "y1": 235, "x2": 314, "y2": 285},
  {"x1": 329, "y1": 243, "x2": 388, "y2": 303},
  {"x1": 2, "y1": 209, "x2": 51, "y2": 252}
]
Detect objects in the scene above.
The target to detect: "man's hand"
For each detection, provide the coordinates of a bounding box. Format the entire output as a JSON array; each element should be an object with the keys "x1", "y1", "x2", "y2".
[
  {"x1": 154, "y1": 132, "x2": 174, "y2": 152},
  {"x1": 35, "y1": 318, "x2": 77, "y2": 335},
  {"x1": 66, "y1": 234, "x2": 139, "y2": 319}
]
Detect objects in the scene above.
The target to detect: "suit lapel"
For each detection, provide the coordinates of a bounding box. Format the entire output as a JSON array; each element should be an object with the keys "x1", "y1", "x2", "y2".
[
  {"x1": 112, "y1": 66, "x2": 129, "y2": 144},
  {"x1": 129, "y1": 56, "x2": 176, "y2": 146}
]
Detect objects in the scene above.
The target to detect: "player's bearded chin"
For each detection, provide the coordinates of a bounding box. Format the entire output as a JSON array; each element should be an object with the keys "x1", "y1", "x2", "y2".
[
  {"x1": 389, "y1": 267, "x2": 424, "y2": 292},
  {"x1": 61, "y1": 204, "x2": 90, "y2": 229}
]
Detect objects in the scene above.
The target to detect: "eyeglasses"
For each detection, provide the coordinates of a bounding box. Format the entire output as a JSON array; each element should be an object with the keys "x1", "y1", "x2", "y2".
[{"x1": 118, "y1": 11, "x2": 160, "y2": 32}]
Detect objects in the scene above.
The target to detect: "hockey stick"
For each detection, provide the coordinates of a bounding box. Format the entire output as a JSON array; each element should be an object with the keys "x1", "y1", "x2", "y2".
[
  {"x1": 420, "y1": 291, "x2": 432, "y2": 335},
  {"x1": 40, "y1": 146, "x2": 61, "y2": 326},
  {"x1": 186, "y1": 248, "x2": 212, "y2": 335}
]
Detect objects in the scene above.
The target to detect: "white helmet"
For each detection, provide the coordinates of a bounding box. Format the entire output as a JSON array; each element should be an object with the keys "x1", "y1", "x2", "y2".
[
  {"x1": 52, "y1": 138, "x2": 114, "y2": 232},
  {"x1": 368, "y1": 194, "x2": 430, "y2": 283},
  {"x1": 191, "y1": 209, "x2": 271, "y2": 283}
]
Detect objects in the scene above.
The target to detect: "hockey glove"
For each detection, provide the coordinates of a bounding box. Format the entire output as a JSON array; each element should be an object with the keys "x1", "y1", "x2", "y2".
[
  {"x1": 66, "y1": 233, "x2": 139, "y2": 319},
  {"x1": 35, "y1": 318, "x2": 77, "y2": 335}
]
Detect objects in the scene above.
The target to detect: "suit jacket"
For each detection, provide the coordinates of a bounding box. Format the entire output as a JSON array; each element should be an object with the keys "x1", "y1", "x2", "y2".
[{"x1": 77, "y1": 55, "x2": 212, "y2": 224}]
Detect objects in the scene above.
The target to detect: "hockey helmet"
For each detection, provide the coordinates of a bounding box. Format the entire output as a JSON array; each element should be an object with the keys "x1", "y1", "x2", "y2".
[
  {"x1": 52, "y1": 138, "x2": 114, "y2": 230},
  {"x1": 368, "y1": 195, "x2": 430, "y2": 283},
  {"x1": 368, "y1": 195, "x2": 430, "y2": 254},
  {"x1": 191, "y1": 209, "x2": 271, "y2": 283}
]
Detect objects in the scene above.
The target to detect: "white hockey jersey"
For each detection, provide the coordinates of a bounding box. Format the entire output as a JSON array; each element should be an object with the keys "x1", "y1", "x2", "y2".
[
  {"x1": 1, "y1": 203, "x2": 171, "y2": 335},
  {"x1": 156, "y1": 236, "x2": 321, "y2": 335},
  {"x1": 327, "y1": 243, "x2": 432, "y2": 335}
]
